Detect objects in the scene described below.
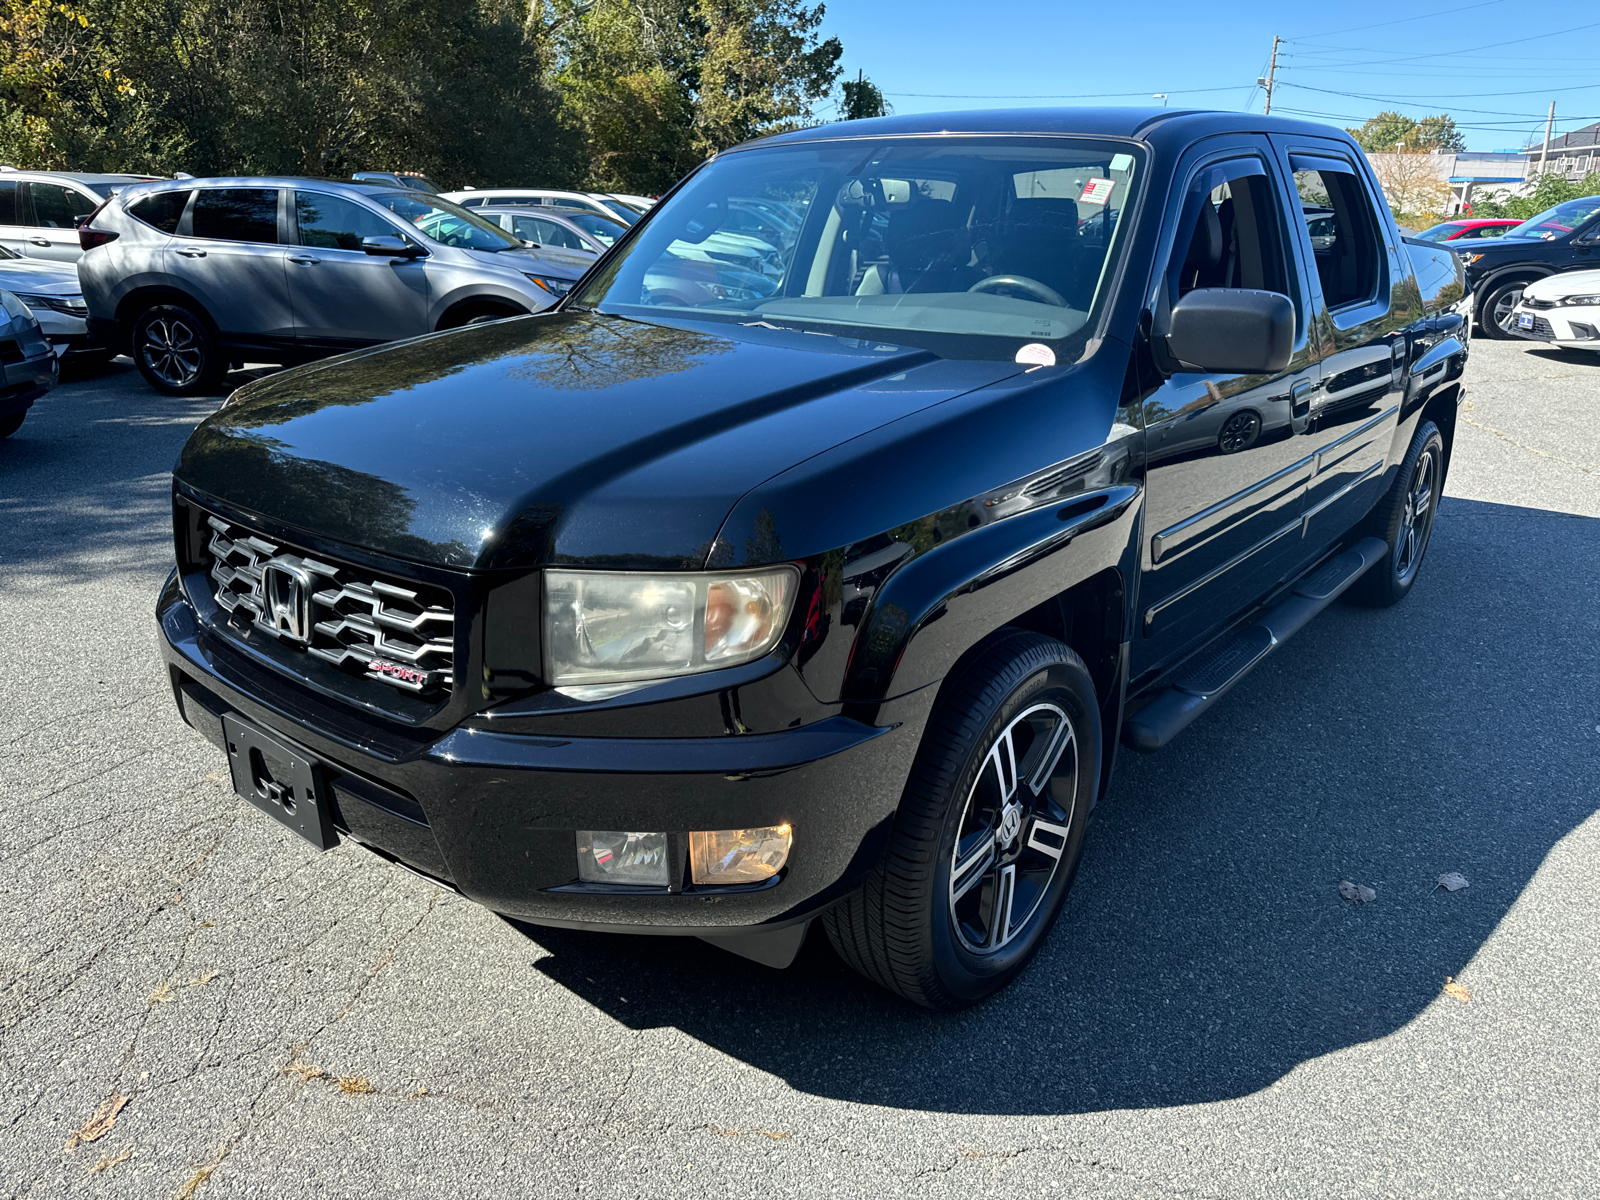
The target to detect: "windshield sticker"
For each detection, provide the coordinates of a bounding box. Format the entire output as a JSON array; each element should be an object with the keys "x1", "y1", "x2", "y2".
[
  {"x1": 1079, "y1": 178, "x2": 1116, "y2": 206},
  {"x1": 1015, "y1": 343, "x2": 1056, "y2": 368}
]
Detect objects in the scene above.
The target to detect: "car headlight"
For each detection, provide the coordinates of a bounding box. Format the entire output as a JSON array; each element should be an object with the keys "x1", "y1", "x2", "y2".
[
  {"x1": 15, "y1": 292, "x2": 88, "y2": 315},
  {"x1": 1559, "y1": 294, "x2": 1600, "y2": 307},
  {"x1": 1458, "y1": 252, "x2": 1485, "y2": 265},
  {"x1": 544, "y1": 567, "x2": 800, "y2": 687},
  {"x1": 524, "y1": 273, "x2": 574, "y2": 297}
]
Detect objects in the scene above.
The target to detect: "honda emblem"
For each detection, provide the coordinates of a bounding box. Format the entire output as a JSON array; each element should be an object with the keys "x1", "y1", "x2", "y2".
[{"x1": 260, "y1": 560, "x2": 314, "y2": 643}]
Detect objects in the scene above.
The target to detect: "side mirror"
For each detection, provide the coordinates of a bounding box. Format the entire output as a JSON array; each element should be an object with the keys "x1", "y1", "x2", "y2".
[
  {"x1": 1166, "y1": 288, "x2": 1295, "y2": 375},
  {"x1": 361, "y1": 235, "x2": 422, "y2": 258}
]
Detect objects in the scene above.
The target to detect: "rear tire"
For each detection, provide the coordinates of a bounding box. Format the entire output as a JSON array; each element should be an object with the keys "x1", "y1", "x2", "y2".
[
  {"x1": 1349, "y1": 420, "x2": 1444, "y2": 608},
  {"x1": 824, "y1": 630, "x2": 1099, "y2": 1010},
  {"x1": 131, "y1": 304, "x2": 226, "y2": 395}
]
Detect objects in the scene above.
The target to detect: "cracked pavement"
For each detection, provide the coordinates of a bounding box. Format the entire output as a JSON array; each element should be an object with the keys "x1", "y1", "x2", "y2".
[{"x1": 1, "y1": 338, "x2": 1597, "y2": 1198}]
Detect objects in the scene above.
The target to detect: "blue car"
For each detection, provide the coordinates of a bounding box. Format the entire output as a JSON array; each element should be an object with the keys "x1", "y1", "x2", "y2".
[{"x1": 0, "y1": 288, "x2": 58, "y2": 439}]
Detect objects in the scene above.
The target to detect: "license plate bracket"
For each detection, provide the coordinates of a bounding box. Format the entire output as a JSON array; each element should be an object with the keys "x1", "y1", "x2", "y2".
[
  {"x1": 1517, "y1": 313, "x2": 1535, "y2": 329},
  {"x1": 222, "y1": 714, "x2": 337, "y2": 850}
]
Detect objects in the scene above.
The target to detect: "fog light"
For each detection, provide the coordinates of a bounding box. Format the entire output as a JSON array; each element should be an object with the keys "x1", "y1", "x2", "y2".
[
  {"x1": 577, "y1": 831, "x2": 670, "y2": 886},
  {"x1": 690, "y1": 825, "x2": 792, "y2": 886}
]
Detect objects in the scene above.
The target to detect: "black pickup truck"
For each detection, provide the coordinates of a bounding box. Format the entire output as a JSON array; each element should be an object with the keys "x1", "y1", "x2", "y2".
[{"x1": 158, "y1": 109, "x2": 1468, "y2": 1010}]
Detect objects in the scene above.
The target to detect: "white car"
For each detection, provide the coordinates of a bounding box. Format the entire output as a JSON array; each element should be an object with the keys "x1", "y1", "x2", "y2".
[
  {"x1": 0, "y1": 244, "x2": 102, "y2": 358},
  {"x1": 443, "y1": 189, "x2": 640, "y2": 225},
  {"x1": 1509, "y1": 269, "x2": 1600, "y2": 353}
]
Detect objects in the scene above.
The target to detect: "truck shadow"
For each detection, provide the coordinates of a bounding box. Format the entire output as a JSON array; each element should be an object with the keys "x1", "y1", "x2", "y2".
[{"x1": 517, "y1": 497, "x2": 1600, "y2": 1115}]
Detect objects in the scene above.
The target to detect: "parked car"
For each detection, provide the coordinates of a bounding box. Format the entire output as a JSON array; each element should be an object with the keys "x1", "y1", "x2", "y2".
[
  {"x1": 79, "y1": 178, "x2": 594, "y2": 394},
  {"x1": 475, "y1": 206, "x2": 627, "y2": 256},
  {"x1": 1457, "y1": 196, "x2": 1600, "y2": 336},
  {"x1": 0, "y1": 244, "x2": 106, "y2": 360},
  {"x1": 0, "y1": 288, "x2": 59, "y2": 438},
  {"x1": 1507, "y1": 267, "x2": 1600, "y2": 352},
  {"x1": 351, "y1": 171, "x2": 441, "y2": 193},
  {"x1": 445, "y1": 189, "x2": 640, "y2": 224},
  {"x1": 606, "y1": 193, "x2": 657, "y2": 211},
  {"x1": 1413, "y1": 218, "x2": 1520, "y2": 243},
  {"x1": 0, "y1": 168, "x2": 164, "y2": 261},
  {"x1": 156, "y1": 109, "x2": 1468, "y2": 1009}
]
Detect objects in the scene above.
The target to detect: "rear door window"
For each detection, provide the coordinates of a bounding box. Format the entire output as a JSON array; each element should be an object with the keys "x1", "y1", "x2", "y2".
[
  {"x1": 1292, "y1": 163, "x2": 1382, "y2": 310},
  {"x1": 127, "y1": 190, "x2": 191, "y2": 234},
  {"x1": 295, "y1": 192, "x2": 402, "y2": 250},
  {"x1": 0, "y1": 180, "x2": 17, "y2": 225},
  {"x1": 24, "y1": 182, "x2": 100, "y2": 228},
  {"x1": 516, "y1": 216, "x2": 584, "y2": 250},
  {"x1": 191, "y1": 188, "x2": 280, "y2": 243}
]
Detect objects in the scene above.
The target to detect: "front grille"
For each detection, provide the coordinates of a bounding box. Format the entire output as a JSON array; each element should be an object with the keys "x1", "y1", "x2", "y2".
[
  {"x1": 204, "y1": 516, "x2": 456, "y2": 696},
  {"x1": 1531, "y1": 316, "x2": 1556, "y2": 339},
  {"x1": 1522, "y1": 297, "x2": 1556, "y2": 310}
]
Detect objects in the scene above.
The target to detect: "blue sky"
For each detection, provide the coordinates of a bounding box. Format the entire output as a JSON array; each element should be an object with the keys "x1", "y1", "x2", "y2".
[{"x1": 816, "y1": 0, "x2": 1600, "y2": 152}]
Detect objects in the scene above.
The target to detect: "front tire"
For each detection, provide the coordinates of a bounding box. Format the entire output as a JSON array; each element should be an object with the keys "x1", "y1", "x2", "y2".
[
  {"x1": 1349, "y1": 420, "x2": 1444, "y2": 608},
  {"x1": 824, "y1": 630, "x2": 1100, "y2": 1010},
  {"x1": 132, "y1": 304, "x2": 225, "y2": 395},
  {"x1": 1478, "y1": 280, "x2": 1526, "y2": 340}
]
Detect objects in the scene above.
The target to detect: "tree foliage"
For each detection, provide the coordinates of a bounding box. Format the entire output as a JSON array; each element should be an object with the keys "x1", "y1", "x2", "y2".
[
  {"x1": 1468, "y1": 170, "x2": 1600, "y2": 221},
  {"x1": 1346, "y1": 111, "x2": 1465, "y2": 154},
  {"x1": 0, "y1": 0, "x2": 844, "y2": 193},
  {"x1": 840, "y1": 72, "x2": 889, "y2": 121}
]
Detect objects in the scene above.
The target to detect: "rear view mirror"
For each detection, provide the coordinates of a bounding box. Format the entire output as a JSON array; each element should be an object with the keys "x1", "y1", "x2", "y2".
[
  {"x1": 1166, "y1": 289, "x2": 1295, "y2": 375},
  {"x1": 676, "y1": 200, "x2": 726, "y2": 245},
  {"x1": 361, "y1": 235, "x2": 422, "y2": 258}
]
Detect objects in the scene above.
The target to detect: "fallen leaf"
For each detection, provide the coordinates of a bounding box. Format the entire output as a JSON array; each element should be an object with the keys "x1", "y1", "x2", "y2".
[
  {"x1": 188, "y1": 971, "x2": 220, "y2": 987},
  {"x1": 65, "y1": 1093, "x2": 128, "y2": 1150},
  {"x1": 336, "y1": 1075, "x2": 374, "y2": 1094},
  {"x1": 1436, "y1": 872, "x2": 1469, "y2": 892},
  {"x1": 90, "y1": 1147, "x2": 132, "y2": 1173},
  {"x1": 1443, "y1": 976, "x2": 1472, "y2": 1003},
  {"x1": 147, "y1": 981, "x2": 175, "y2": 1004},
  {"x1": 1338, "y1": 881, "x2": 1377, "y2": 904},
  {"x1": 282, "y1": 1060, "x2": 327, "y2": 1083}
]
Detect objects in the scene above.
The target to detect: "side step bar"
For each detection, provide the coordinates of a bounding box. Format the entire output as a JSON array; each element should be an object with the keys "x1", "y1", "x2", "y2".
[{"x1": 1122, "y1": 537, "x2": 1388, "y2": 754}]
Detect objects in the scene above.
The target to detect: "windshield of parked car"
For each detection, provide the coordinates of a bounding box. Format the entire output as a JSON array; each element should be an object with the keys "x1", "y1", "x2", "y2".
[
  {"x1": 0, "y1": 245, "x2": 17, "y2": 260},
  {"x1": 574, "y1": 136, "x2": 1143, "y2": 361},
  {"x1": 1414, "y1": 222, "x2": 1464, "y2": 242},
  {"x1": 593, "y1": 198, "x2": 639, "y2": 225},
  {"x1": 1506, "y1": 197, "x2": 1600, "y2": 240},
  {"x1": 372, "y1": 191, "x2": 522, "y2": 250}
]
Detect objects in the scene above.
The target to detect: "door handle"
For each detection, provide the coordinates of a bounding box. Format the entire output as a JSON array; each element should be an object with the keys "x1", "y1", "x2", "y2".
[
  {"x1": 288, "y1": 255, "x2": 321, "y2": 265},
  {"x1": 28, "y1": 237, "x2": 51, "y2": 247},
  {"x1": 176, "y1": 247, "x2": 207, "y2": 258},
  {"x1": 1290, "y1": 380, "x2": 1314, "y2": 419}
]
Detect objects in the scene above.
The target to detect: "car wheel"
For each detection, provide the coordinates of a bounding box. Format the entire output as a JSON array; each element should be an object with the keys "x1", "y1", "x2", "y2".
[
  {"x1": 1479, "y1": 280, "x2": 1526, "y2": 340},
  {"x1": 0, "y1": 412, "x2": 25, "y2": 439},
  {"x1": 1218, "y1": 410, "x2": 1262, "y2": 454},
  {"x1": 823, "y1": 629, "x2": 1099, "y2": 1010},
  {"x1": 132, "y1": 304, "x2": 225, "y2": 395},
  {"x1": 1349, "y1": 419, "x2": 1444, "y2": 608}
]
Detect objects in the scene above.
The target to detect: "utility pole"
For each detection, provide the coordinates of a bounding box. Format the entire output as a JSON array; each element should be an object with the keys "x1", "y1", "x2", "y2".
[
  {"x1": 1537, "y1": 100, "x2": 1555, "y2": 177},
  {"x1": 1259, "y1": 36, "x2": 1281, "y2": 116}
]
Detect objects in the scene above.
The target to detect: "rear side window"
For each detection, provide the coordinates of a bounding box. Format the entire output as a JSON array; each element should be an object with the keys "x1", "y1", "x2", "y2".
[
  {"x1": 516, "y1": 216, "x2": 584, "y2": 250},
  {"x1": 192, "y1": 188, "x2": 280, "y2": 244},
  {"x1": 128, "y1": 190, "x2": 191, "y2": 233},
  {"x1": 296, "y1": 192, "x2": 402, "y2": 250},
  {"x1": 457, "y1": 196, "x2": 485, "y2": 207},
  {"x1": 0, "y1": 180, "x2": 16, "y2": 225},
  {"x1": 1294, "y1": 167, "x2": 1382, "y2": 310}
]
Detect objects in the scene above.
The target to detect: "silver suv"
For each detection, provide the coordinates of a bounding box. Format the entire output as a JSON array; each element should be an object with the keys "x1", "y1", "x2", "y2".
[
  {"x1": 0, "y1": 168, "x2": 164, "y2": 261},
  {"x1": 79, "y1": 177, "x2": 594, "y2": 394}
]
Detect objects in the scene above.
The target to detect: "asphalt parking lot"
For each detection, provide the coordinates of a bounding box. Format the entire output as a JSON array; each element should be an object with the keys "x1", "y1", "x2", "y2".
[{"x1": 2, "y1": 337, "x2": 1597, "y2": 1198}]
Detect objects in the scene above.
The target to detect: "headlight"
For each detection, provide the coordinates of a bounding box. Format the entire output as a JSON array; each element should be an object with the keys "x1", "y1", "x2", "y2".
[
  {"x1": 544, "y1": 567, "x2": 799, "y2": 686},
  {"x1": 1458, "y1": 252, "x2": 1485, "y2": 265},
  {"x1": 524, "y1": 273, "x2": 574, "y2": 297},
  {"x1": 15, "y1": 293, "x2": 88, "y2": 315},
  {"x1": 1560, "y1": 294, "x2": 1600, "y2": 307}
]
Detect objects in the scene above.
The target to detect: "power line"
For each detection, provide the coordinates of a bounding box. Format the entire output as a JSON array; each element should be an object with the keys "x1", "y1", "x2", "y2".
[
  {"x1": 1286, "y1": 0, "x2": 1509, "y2": 41},
  {"x1": 1281, "y1": 80, "x2": 1600, "y2": 103},
  {"x1": 882, "y1": 86, "x2": 1249, "y2": 100},
  {"x1": 1282, "y1": 18, "x2": 1600, "y2": 67}
]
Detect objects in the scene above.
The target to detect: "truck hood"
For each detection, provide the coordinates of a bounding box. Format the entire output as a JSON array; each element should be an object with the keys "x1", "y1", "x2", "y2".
[{"x1": 175, "y1": 312, "x2": 1022, "y2": 570}]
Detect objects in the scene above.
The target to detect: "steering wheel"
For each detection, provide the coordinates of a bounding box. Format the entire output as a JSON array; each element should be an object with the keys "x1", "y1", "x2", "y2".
[{"x1": 967, "y1": 275, "x2": 1068, "y2": 307}]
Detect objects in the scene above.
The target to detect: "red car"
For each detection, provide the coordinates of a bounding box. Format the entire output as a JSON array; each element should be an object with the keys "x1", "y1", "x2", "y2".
[{"x1": 1413, "y1": 218, "x2": 1521, "y2": 243}]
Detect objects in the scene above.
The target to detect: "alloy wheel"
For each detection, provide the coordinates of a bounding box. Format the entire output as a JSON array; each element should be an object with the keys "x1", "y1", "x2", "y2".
[
  {"x1": 948, "y1": 702, "x2": 1079, "y2": 955},
  {"x1": 1218, "y1": 410, "x2": 1262, "y2": 454},
  {"x1": 1395, "y1": 443, "x2": 1438, "y2": 583},
  {"x1": 1491, "y1": 286, "x2": 1523, "y2": 333},
  {"x1": 141, "y1": 317, "x2": 204, "y2": 389}
]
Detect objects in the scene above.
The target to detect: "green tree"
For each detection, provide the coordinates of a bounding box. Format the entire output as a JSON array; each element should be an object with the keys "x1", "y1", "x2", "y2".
[
  {"x1": 839, "y1": 70, "x2": 889, "y2": 121},
  {"x1": 1346, "y1": 110, "x2": 1464, "y2": 153},
  {"x1": 1469, "y1": 170, "x2": 1600, "y2": 220}
]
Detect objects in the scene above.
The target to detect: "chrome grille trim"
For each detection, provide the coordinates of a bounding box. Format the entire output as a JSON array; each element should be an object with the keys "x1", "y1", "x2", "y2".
[{"x1": 203, "y1": 515, "x2": 456, "y2": 695}]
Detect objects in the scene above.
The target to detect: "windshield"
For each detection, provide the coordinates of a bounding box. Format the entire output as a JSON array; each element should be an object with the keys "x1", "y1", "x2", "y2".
[
  {"x1": 1414, "y1": 223, "x2": 1460, "y2": 242},
  {"x1": 594, "y1": 198, "x2": 639, "y2": 225},
  {"x1": 1506, "y1": 197, "x2": 1600, "y2": 241},
  {"x1": 575, "y1": 136, "x2": 1142, "y2": 361},
  {"x1": 372, "y1": 191, "x2": 522, "y2": 250},
  {"x1": 0, "y1": 245, "x2": 17, "y2": 260}
]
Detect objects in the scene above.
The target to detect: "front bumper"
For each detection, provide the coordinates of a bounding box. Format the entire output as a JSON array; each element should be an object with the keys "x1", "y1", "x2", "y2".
[
  {"x1": 1507, "y1": 303, "x2": 1600, "y2": 348},
  {"x1": 157, "y1": 571, "x2": 912, "y2": 935},
  {"x1": 0, "y1": 343, "x2": 57, "y2": 418}
]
